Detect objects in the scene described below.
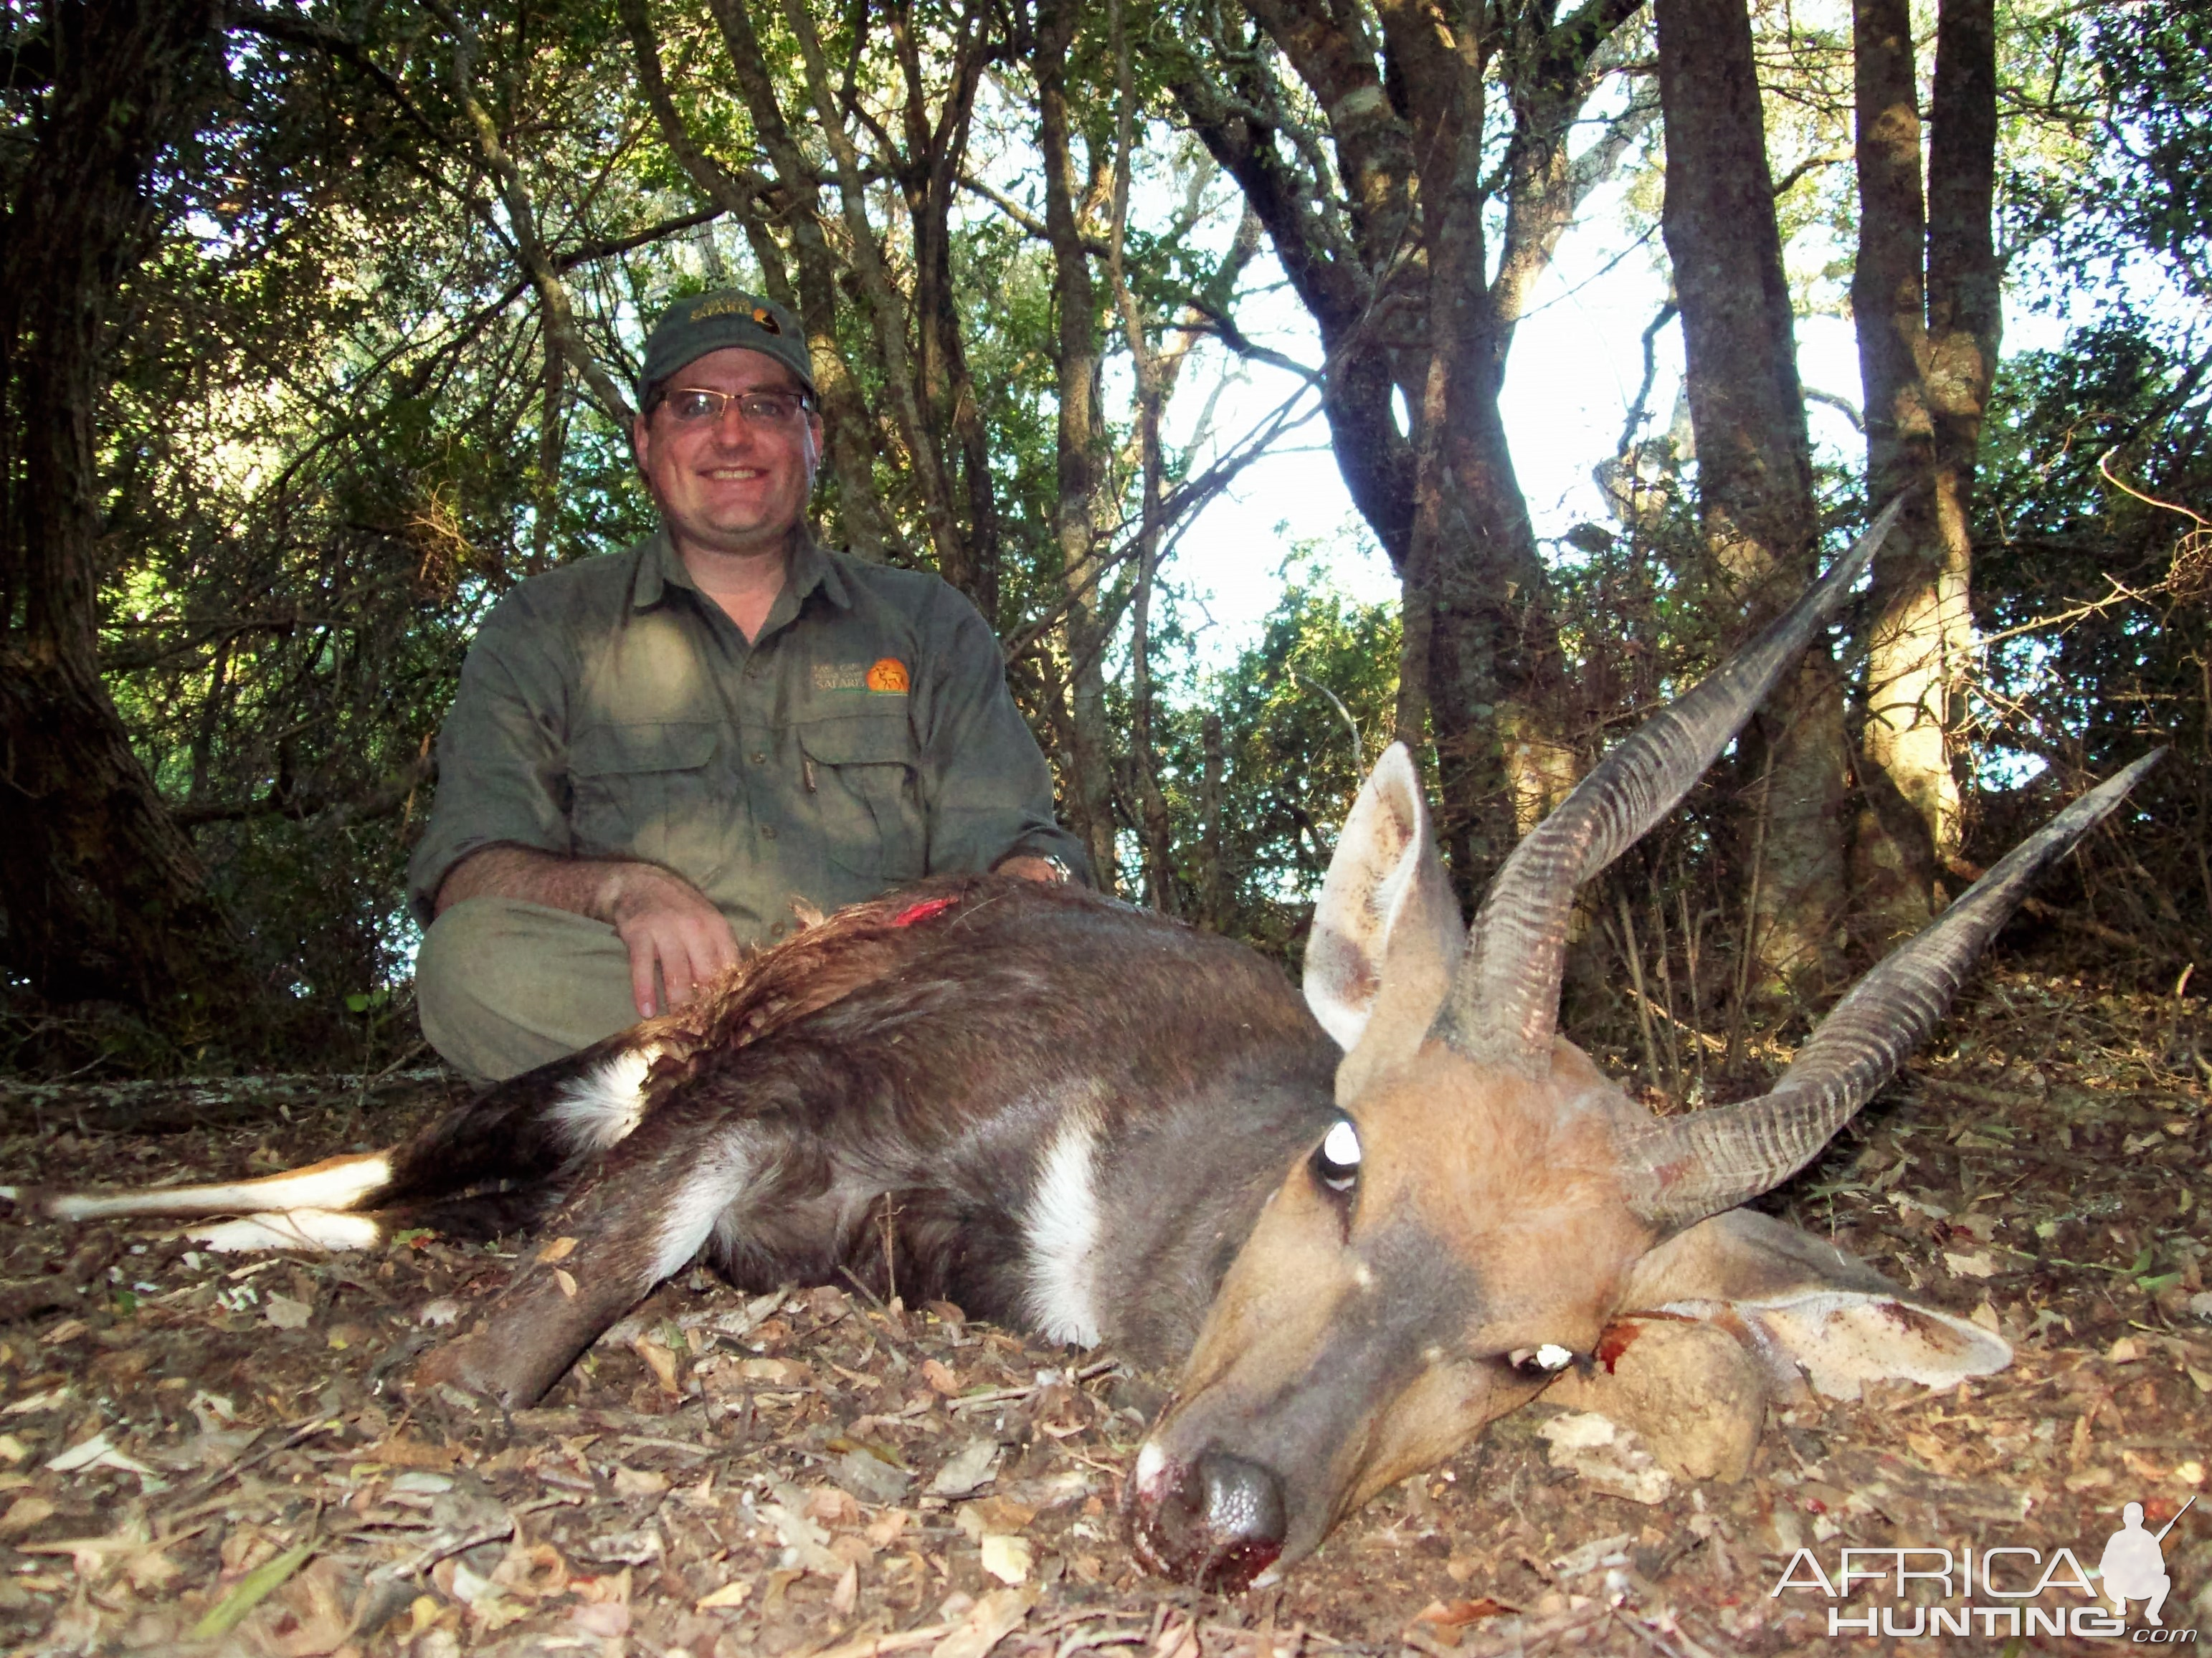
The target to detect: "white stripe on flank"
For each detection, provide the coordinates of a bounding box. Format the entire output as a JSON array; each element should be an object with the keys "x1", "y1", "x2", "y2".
[
  {"x1": 189, "y1": 1209, "x2": 384, "y2": 1253},
  {"x1": 547, "y1": 1044, "x2": 663, "y2": 1153},
  {"x1": 43, "y1": 1153, "x2": 393, "y2": 1221},
  {"x1": 650, "y1": 1124, "x2": 764, "y2": 1283},
  {"x1": 1022, "y1": 1114, "x2": 1102, "y2": 1347}
]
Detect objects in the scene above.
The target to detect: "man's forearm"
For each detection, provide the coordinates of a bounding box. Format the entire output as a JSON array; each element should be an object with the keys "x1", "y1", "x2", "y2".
[{"x1": 433, "y1": 844, "x2": 633, "y2": 920}]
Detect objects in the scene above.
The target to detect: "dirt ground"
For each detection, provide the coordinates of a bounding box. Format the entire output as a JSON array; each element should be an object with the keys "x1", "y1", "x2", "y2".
[{"x1": 0, "y1": 964, "x2": 2207, "y2": 1657}]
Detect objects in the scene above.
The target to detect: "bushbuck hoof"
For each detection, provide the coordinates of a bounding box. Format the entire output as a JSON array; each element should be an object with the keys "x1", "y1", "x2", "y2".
[
  {"x1": 404, "y1": 1330, "x2": 517, "y2": 1409},
  {"x1": 1124, "y1": 1445, "x2": 1287, "y2": 1592},
  {"x1": 1544, "y1": 1315, "x2": 1765, "y2": 1482},
  {"x1": 406, "y1": 1320, "x2": 578, "y2": 1413}
]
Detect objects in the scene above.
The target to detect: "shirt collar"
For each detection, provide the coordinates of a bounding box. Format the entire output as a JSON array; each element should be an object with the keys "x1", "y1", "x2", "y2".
[{"x1": 630, "y1": 523, "x2": 850, "y2": 615}]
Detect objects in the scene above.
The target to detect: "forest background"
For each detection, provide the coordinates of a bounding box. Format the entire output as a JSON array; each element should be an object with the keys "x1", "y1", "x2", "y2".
[{"x1": 0, "y1": 0, "x2": 2203, "y2": 1078}]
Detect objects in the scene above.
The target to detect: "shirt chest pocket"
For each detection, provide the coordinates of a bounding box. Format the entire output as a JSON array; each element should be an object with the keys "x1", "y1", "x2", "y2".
[
  {"x1": 569, "y1": 721, "x2": 721, "y2": 867},
  {"x1": 798, "y1": 715, "x2": 925, "y2": 882}
]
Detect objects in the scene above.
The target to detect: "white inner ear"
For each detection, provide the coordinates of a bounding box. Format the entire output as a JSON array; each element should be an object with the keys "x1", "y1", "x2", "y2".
[
  {"x1": 1304, "y1": 744, "x2": 1433, "y2": 1049},
  {"x1": 1658, "y1": 1291, "x2": 2012, "y2": 1402},
  {"x1": 1734, "y1": 1292, "x2": 2011, "y2": 1401}
]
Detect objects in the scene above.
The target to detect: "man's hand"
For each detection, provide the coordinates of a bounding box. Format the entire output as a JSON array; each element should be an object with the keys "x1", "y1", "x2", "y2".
[
  {"x1": 994, "y1": 854, "x2": 1068, "y2": 884},
  {"x1": 599, "y1": 864, "x2": 741, "y2": 1018},
  {"x1": 434, "y1": 844, "x2": 739, "y2": 1019}
]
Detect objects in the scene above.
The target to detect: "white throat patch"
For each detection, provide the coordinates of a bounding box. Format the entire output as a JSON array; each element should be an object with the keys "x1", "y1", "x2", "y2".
[{"x1": 1022, "y1": 1113, "x2": 1103, "y2": 1347}]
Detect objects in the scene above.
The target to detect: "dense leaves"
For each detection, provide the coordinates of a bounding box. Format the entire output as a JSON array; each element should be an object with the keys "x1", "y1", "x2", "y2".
[{"x1": 0, "y1": 0, "x2": 2203, "y2": 1071}]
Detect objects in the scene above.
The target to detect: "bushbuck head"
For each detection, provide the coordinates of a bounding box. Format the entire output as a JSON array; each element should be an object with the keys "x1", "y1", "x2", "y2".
[{"x1": 1126, "y1": 502, "x2": 2160, "y2": 1589}]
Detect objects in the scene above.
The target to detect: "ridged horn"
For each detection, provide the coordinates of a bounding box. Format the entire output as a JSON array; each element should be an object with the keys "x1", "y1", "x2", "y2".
[
  {"x1": 1432, "y1": 497, "x2": 1904, "y2": 1069},
  {"x1": 1623, "y1": 750, "x2": 2165, "y2": 1227}
]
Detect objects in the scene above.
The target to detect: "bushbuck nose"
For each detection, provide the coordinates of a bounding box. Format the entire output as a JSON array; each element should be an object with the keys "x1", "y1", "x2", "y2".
[{"x1": 1127, "y1": 1447, "x2": 1288, "y2": 1591}]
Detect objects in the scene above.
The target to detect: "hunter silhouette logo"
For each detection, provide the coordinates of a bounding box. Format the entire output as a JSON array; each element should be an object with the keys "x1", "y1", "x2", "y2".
[
  {"x1": 2101, "y1": 1497, "x2": 2193, "y2": 1628},
  {"x1": 1765, "y1": 1494, "x2": 2201, "y2": 1640}
]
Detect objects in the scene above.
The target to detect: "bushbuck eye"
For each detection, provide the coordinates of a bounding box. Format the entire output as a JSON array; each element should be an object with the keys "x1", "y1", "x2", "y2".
[
  {"x1": 1311, "y1": 1119, "x2": 1361, "y2": 1192},
  {"x1": 1509, "y1": 1344, "x2": 1575, "y2": 1376}
]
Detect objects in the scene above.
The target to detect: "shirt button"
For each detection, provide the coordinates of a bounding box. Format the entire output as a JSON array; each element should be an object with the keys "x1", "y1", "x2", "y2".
[
  {"x1": 744, "y1": 662, "x2": 761, "y2": 680},
  {"x1": 769, "y1": 921, "x2": 787, "y2": 938},
  {"x1": 761, "y1": 824, "x2": 778, "y2": 840},
  {"x1": 749, "y1": 751, "x2": 766, "y2": 766}
]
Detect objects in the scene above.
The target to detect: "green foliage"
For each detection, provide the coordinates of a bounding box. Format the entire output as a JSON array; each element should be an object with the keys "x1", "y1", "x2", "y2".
[
  {"x1": 1969, "y1": 315, "x2": 2210, "y2": 958},
  {"x1": 1166, "y1": 549, "x2": 1400, "y2": 963},
  {"x1": 4, "y1": 0, "x2": 2204, "y2": 1074}
]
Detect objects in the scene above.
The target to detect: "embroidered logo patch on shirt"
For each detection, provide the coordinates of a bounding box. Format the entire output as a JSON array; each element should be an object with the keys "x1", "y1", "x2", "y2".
[{"x1": 812, "y1": 659, "x2": 911, "y2": 694}]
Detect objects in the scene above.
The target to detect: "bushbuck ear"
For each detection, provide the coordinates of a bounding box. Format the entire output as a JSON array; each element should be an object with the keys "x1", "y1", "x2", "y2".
[
  {"x1": 1304, "y1": 745, "x2": 1465, "y2": 1079},
  {"x1": 1614, "y1": 1208, "x2": 2010, "y2": 1401}
]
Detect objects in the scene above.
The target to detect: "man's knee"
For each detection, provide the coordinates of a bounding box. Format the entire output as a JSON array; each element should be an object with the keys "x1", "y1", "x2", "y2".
[
  {"x1": 417, "y1": 899, "x2": 523, "y2": 1028},
  {"x1": 415, "y1": 899, "x2": 636, "y2": 1082}
]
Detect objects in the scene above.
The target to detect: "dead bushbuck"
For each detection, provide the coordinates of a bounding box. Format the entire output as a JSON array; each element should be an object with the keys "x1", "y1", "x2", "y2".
[{"x1": 10, "y1": 502, "x2": 2158, "y2": 1589}]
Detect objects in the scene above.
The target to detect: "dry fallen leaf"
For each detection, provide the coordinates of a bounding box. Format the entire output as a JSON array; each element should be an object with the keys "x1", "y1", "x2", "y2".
[
  {"x1": 571, "y1": 1600, "x2": 630, "y2": 1637},
  {"x1": 864, "y1": 1510, "x2": 913, "y2": 1548},
  {"x1": 554, "y1": 1269, "x2": 578, "y2": 1300},
  {"x1": 922, "y1": 1358, "x2": 962, "y2": 1398},
  {"x1": 804, "y1": 1485, "x2": 863, "y2": 1525},
  {"x1": 365, "y1": 1434, "x2": 460, "y2": 1472},
  {"x1": 536, "y1": 1236, "x2": 579, "y2": 1264},
  {"x1": 979, "y1": 1533, "x2": 1033, "y2": 1586},
  {"x1": 929, "y1": 1583, "x2": 1038, "y2": 1658},
  {"x1": 696, "y1": 1578, "x2": 754, "y2": 1611},
  {"x1": 611, "y1": 1465, "x2": 670, "y2": 1499},
  {"x1": 0, "y1": 1497, "x2": 54, "y2": 1534},
  {"x1": 928, "y1": 1439, "x2": 1001, "y2": 1500},
  {"x1": 1418, "y1": 1598, "x2": 1516, "y2": 1626},
  {"x1": 630, "y1": 1337, "x2": 683, "y2": 1396}
]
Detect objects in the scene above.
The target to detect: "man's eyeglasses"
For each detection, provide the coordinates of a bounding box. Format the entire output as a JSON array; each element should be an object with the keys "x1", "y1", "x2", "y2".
[{"x1": 662, "y1": 388, "x2": 811, "y2": 427}]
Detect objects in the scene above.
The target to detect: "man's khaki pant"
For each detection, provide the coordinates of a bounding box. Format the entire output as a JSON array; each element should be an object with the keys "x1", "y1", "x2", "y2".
[{"x1": 416, "y1": 898, "x2": 641, "y2": 1083}]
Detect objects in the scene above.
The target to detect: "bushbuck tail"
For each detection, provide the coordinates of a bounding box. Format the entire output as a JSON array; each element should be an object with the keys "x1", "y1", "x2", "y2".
[{"x1": 9, "y1": 502, "x2": 2158, "y2": 1591}]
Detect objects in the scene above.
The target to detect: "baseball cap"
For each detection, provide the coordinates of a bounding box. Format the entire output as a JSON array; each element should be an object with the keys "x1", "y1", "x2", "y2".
[{"x1": 639, "y1": 289, "x2": 815, "y2": 404}]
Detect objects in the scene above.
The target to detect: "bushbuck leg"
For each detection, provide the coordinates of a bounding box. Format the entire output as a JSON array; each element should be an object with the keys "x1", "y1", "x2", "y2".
[{"x1": 411, "y1": 1092, "x2": 804, "y2": 1406}]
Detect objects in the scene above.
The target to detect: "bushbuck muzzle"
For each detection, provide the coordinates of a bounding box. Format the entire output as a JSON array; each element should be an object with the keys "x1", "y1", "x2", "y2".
[{"x1": 11, "y1": 500, "x2": 2160, "y2": 1591}]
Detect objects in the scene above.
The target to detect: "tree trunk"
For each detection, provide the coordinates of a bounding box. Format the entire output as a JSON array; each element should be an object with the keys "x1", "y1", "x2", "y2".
[
  {"x1": 1174, "y1": 0, "x2": 1641, "y2": 905},
  {"x1": 1922, "y1": 0, "x2": 2000, "y2": 813},
  {"x1": 0, "y1": 0, "x2": 263, "y2": 1024},
  {"x1": 1656, "y1": 0, "x2": 1851, "y2": 996},
  {"x1": 887, "y1": 0, "x2": 1001, "y2": 618},
  {"x1": 1849, "y1": 0, "x2": 1990, "y2": 948},
  {"x1": 1035, "y1": 0, "x2": 1119, "y2": 891}
]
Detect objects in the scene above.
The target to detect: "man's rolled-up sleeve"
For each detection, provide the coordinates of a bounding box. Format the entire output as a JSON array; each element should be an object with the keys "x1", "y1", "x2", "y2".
[
  {"x1": 407, "y1": 597, "x2": 575, "y2": 926},
  {"x1": 918, "y1": 589, "x2": 1091, "y2": 882}
]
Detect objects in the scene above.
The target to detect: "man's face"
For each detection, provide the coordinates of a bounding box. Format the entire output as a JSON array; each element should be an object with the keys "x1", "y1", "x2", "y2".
[{"x1": 632, "y1": 347, "x2": 823, "y2": 561}]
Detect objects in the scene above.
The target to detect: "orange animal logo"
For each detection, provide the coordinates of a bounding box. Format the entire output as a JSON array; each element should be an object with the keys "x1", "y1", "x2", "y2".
[{"x1": 865, "y1": 657, "x2": 910, "y2": 694}]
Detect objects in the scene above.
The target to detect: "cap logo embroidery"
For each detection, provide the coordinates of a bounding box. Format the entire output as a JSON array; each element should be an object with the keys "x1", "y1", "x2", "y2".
[
  {"x1": 866, "y1": 658, "x2": 911, "y2": 695},
  {"x1": 751, "y1": 306, "x2": 783, "y2": 335}
]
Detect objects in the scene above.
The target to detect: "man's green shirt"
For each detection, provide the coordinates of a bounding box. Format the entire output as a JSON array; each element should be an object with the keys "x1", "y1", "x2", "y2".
[{"x1": 408, "y1": 530, "x2": 1085, "y2": 942}]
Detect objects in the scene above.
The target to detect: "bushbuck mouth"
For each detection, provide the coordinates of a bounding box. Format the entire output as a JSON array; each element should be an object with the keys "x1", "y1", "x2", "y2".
[{"x1": 1124, "y1": 1443, "x2": 1287, "y2": 1592}]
